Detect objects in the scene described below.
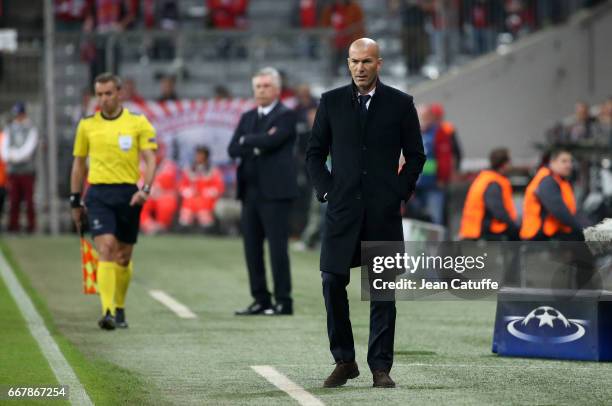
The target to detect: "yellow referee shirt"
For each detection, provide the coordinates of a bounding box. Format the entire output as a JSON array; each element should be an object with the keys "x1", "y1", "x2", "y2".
[{"x1": 73, "y1": 108, "x2": 157, "y2": 184}]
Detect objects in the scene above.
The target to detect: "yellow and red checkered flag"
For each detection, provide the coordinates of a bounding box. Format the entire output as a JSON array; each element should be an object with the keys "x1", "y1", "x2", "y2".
[{"x1": 80, "y1": 236, "x2": 99, "y2": 294}]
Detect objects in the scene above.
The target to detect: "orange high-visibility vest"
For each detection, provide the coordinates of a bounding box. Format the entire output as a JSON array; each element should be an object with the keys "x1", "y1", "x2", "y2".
[
  {"x1": 459, "y1": 170, "x2": 517, "y2": 239},
  {"x1": 520, "y1": 167, "x2": 576, "y2": 240}
]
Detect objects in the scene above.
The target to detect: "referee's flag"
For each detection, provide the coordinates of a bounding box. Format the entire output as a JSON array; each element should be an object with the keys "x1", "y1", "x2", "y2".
[{"x1": 81, "y1": 237, "x2": 98, "y2": 294}]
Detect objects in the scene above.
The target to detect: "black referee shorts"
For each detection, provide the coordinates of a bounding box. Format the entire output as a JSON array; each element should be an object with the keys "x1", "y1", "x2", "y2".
[{"x1": 85, "y1": 184, "x2": 142, "y2": 244}]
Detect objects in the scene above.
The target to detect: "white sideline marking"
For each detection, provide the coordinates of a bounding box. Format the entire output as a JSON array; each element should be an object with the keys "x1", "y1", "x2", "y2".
[
  {"x1": 251, "y1": 365, "x2": 324, "y2": 406},
  {"x1": 148, "y1": 289, "x2": 197, "y2": 319},
  {"x1": 0, "y1": 252, "x2": 93, "y2": 406}
]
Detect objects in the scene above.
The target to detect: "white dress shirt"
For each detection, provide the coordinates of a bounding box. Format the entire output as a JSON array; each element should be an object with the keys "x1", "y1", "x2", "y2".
[{"x1": 357, "y1": 87, "x2": 376, "y2": 110}]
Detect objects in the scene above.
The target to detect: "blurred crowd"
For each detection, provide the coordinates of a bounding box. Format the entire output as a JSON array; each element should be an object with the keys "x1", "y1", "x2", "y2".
[
  {"x1": 52, "y1": 0, "x2": 607, "y2": 81},
  {"x1": 547, "y1": 98, "x2": 612, "y2": 146}
]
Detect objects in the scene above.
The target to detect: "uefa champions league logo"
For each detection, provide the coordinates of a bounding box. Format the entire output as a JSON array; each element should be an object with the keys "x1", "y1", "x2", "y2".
[{"x1": 505, "y1": 306, "x2": 588, "y2": 344}]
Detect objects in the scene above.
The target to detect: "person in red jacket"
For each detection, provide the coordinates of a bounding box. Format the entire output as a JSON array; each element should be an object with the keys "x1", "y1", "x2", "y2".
[
  {"x1": 320, "y1": 0, "x2": 365, "y2": 75},
  {"x1": 409, "y1": 104, "x2": 455, "y2": 225},
  {"x1": 178, "y1": 146, "x2": 225, "y2": 228},
  {"x1": 206, "y1": 0, "x2": 248, "y2": 28},
  {"x1": 206, "y1": 0, "x2": 248, "y2": 58}
]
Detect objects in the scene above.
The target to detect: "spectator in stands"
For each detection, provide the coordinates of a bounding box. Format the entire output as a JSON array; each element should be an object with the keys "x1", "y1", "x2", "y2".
[
  {"x1": 321, "y1": 0, "x2": 365, "y2": 76},
  {"x1": 206, "y1": 0, "x2": 248, "y2": 29},
  {"x1": 140, "y1": 143, "x2": 179, "y2": 234},
  {"x1": 465, "y1": 0, "x2": 504, "y2": 55},
  {"x1": 143, "y1": 0, "x2": 179, "y2": 60},
  {"x1": 520, "y1": 148, "x2": 585, "y2": 240},
  {"x1": 291, "y1": 0, "x2": 323, "y2": 58},
  {"x1": 423, "y1": 0, "x2": 461, "y2": 68},
  {"x1": 430, "y1": 103, "x2": 462, "y2": 172},
  {"x1": 179, "y1": 146, "x2": 225, "y2": 228},
  {"x1": 55, "y1": 0, "x2": 90, "y2": 31},
  {"x1": 504, "y1": 0, "x2": 534, "y2": 39},
  {"x1": 393, "y1": 0, "x2": 428, "y2": 75},
  {"x1": 121, "y1": 77, "x2": 145, "y2": 104},
  {"x1": 292, "y1": 0, "x2": 321, "y2": 28},
  {"x1": 206, "y1": 0, "x2": 249, "y2": 58},
  {"x1": 2, "y1": 102, "x2": 39, "y2": 233},
  {"x1": 83, "y1": 0, "x2": 139, "y2": 80},
  {"x1": 536, "y1": 0, "x2": 567, "y2": 26},
  {"x1": 157, "y1": 75, "x2": 178, "y2": 102},
  {"x1": 459, "y1": 148, "x2": 519, "y2": 240},
  {"x1": 564, "y1": 101, "x2": 597, "y2": 142},
  {"x1": 409, "y1": 104, "x2": 454, "y2": 225},
  {"x1": 595, "y1": 97, "x2": 612, "y2": 147}
]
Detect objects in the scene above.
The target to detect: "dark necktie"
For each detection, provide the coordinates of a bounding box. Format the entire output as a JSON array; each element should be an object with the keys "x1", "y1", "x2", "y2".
[{"x1": 358, "y1": 95, "x2": 371, "y2": 115}]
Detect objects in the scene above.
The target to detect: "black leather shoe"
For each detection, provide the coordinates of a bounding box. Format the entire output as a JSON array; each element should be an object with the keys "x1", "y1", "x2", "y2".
[
  {"x1": 234, "y1": 302, "x2": 272, "y2": 316},
  {"x1": 372, "y1": 370, "x2": 396, "y2": 388},
  {"x1": 264, "y1": 303, "x2": 293, "y2": 315},
  {"x1": 323, "y1": 361, "x2": 360, "y2": 388},
  {"x1": 98, "y1": 310, "x2": 116, "y2": 330},
  {"x1": 115, "y1": 308, "x2": 128, "y2": 328}
]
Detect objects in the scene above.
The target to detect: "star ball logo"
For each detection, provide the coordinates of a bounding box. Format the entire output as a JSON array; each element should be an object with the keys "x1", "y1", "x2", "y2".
[{"x1": 505, "y1": 306, "x2": 588, "y2": 344}]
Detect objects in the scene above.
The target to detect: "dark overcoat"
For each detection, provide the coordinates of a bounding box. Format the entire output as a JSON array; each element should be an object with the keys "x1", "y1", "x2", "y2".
[{"x1": 306, "y1": 81, "x2": 426, "y2": 275}]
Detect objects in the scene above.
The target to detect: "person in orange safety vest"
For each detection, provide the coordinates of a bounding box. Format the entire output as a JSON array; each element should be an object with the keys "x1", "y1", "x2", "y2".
[
  {"x1": 520, "y1": 148, "x2": 584, "y2": 241},
  {"x1": 459, "y1": 148, "x2": 519, "y2": 240}
]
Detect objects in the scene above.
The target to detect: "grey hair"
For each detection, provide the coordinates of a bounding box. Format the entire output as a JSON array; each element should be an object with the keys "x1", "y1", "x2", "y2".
[{"x1": 252, "y1": 67, "x2": 281, "y2": 88}]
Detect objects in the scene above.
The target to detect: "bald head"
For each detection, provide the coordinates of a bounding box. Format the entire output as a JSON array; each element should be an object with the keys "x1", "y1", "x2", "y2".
[
  {"x1": 348, "y1": 38, "x2": 382, "y2": 94},
  {"x1": 348, "y1": 38, "x2": 380, "y2": 59}
]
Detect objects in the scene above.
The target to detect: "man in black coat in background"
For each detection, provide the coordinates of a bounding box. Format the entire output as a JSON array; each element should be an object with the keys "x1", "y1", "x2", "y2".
[
  {"x1": 228, "y1": 67, "x2": 298, "y2": 316},
  {"x1": 306, "y1": 38, "x2": 426, "y2": 388}
]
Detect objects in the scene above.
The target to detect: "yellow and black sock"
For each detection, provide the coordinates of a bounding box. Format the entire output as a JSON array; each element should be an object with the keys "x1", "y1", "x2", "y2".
[
  {"x1": 97, "y1": 261, "x2": 116, "y2": 315},
  {"x1": 114, "y1": 261, "x2": 133, "y2": 309}
]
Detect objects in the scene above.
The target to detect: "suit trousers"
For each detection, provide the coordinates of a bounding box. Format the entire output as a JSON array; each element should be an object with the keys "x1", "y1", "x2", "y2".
[
  {"x1": 321, "y1": 271, "x2": 396, "y2": 372},
  {"x1": 241, "y1": 186, "x2": 292, "y2": 306}
]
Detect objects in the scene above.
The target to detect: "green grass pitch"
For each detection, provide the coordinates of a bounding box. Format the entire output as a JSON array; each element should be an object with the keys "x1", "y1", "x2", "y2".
[{"x1": 2, "y1": 235, "x2": 612, "y2": 405}]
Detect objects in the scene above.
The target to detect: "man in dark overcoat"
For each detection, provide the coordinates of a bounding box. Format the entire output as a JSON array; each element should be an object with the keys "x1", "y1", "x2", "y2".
[{"x1": 306, "y1": 38, "x2": 426, "y2": 388}]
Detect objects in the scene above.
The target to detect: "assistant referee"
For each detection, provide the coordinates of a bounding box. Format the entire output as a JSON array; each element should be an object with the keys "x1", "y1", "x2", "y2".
[{"x1": 70, "y1": 73, "x2": 157, "y2": 330}]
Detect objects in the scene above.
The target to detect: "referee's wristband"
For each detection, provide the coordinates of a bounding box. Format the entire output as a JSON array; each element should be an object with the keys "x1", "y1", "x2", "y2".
[
  {"x1": 141, "y1": 184, "x2": 152, "y2": 194},
  {"x1": 69, "y1": 193, "x2": 82, "y2": 209}
]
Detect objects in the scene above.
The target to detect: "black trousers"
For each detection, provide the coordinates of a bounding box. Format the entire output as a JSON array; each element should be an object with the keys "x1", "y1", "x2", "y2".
[
  {"x1": 241, "y1": 187, "x2": 292, "y2": 306},
  {"x1": 321, "y1": 271, "x2": 396, "y2": 372}
]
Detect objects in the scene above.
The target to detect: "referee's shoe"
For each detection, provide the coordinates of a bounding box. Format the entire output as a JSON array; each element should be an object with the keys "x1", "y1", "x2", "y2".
[
  {"x1": 115, "y1": 308, "x2": 128, "y2": 328},
  {"x1": 98, "y1": 310, "x2": 116, "y2": 330}
]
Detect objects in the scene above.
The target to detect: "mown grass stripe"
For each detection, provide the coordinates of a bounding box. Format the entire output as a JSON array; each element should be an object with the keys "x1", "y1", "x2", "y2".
[{"x1": 0, "y1": 252, "x2": 93, "y2": 406}]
